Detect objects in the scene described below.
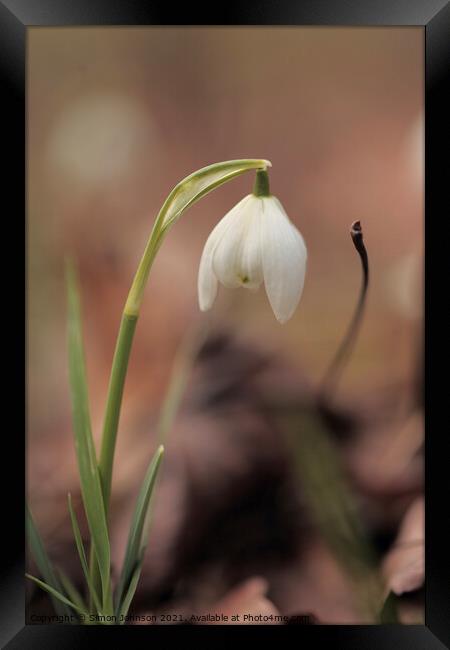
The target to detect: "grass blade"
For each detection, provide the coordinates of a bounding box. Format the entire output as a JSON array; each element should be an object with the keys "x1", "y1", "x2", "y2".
[
  {"x1": 67, "y1": 493, "x2": 103, "y2": 614},
  {"x1": 66, "y1": 260, "x2": 111, "y2": 612},
  {"x1": 117, "y1": 562, "x2": 143, "y2": 623},
  {"x1": 26, "y1": 573, "x2": 87, "y2": 617},
  {"x1": 115, "y1": 445, "x2": 164, "y2": 613},
  {"x1": 26, "y1": 505, "x2": 71, "y2": 617},
  {"x1": 57, "y1": 569, "x2": 88, "y2": 618}
]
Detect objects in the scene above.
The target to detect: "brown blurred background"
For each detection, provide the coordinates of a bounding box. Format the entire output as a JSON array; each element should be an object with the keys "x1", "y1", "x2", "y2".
[{"x1": 27, "y1": 27, "x2": 424, "y2": 623}]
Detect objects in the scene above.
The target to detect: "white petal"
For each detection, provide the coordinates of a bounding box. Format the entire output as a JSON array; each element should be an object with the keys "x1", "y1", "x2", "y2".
[
  {"x1": 197, "y1": 194, "x2": 252, "y2": 310},
  {"x1": 237, "y1": 199, "x2": 264, "y2": 290},
  {"x1": 260, "y1": 197, "x2": 307, "y2": 323},
  {"x1": 198, "y1": 242, "x2": 219, "y2": 311},
  {"x1": 212, "y1": 195, "x2": 263, "y2": 289}
]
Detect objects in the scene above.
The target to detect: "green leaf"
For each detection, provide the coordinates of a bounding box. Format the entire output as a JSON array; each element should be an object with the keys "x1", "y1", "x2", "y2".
[
  {"x1": 57, "y1": 569, "x2": 88, "y2": 619},
  {"x1": 117, "y1": 561, "x2": 143, "y2": 623},
  {"x1": 26, "y1": 573, "x2": 87, "y2": 617},
  {"x1": 26, "y1": 505, "x2": 72, "y2": 618},
  {"x1": 67, "y1": 493, "x2": 103, "y2": 614},
  {"x1": 66, "y1": 260, "x2": 111, "y2": 611},
  {"x1": 115, "y1": 445, "x2": 164, "y2": 613},
  {"x1": 157, "y1": 159, "x2": 271, "y2": 233}
]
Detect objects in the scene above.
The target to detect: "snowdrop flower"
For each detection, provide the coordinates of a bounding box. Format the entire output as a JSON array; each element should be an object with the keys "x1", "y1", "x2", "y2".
[{"x1": 198, "y1": 170, "x2": 307, "y2": 323}]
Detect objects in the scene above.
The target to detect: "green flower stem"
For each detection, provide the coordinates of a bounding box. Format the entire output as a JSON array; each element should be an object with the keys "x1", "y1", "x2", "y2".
[
  {"x1": 253, "y1": 169, "x2": 271, "y2": 197},
  {"x1": 124, "y1": 229, "x2": 164, "y2": 317},
  {"x1": 97, "y1": 159, "x2": 270, "y2": 518},
  {"x1": 92, "y1": 160, "x2": 270, "y2": 609},
  {"x1": 90, "y1": 308, "x2": 138, "y2": 615},
  {"x1": 98, "y1": 313, "x2": 138, "y2": 508}
]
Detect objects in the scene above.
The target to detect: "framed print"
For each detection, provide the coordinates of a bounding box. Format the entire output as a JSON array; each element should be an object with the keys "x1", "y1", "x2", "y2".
[{"x1": 1, "y1": 0, "x2": 449, "y2": 647}]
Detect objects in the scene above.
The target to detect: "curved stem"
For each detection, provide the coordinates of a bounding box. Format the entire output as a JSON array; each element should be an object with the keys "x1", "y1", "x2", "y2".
[
  {"x1": 319, "y1": 220, "x2": 369, "y2": 404},
  {"x1": 97, "y1": 160, "x2": 270, "y2": 518},
  {"x1": 85, "y1": 159, "x2": 271, "y2": 608}
]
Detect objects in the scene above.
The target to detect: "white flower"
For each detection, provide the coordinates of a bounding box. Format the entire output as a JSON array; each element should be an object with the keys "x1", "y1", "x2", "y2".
[{"x1": 198, "y1": 179, "x2": 307, "y2": 323}]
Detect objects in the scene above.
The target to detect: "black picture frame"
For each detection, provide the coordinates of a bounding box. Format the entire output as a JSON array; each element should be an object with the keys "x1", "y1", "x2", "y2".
[{"x1": 1, "y1": 0, "x2": 449, "y2": 647}]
